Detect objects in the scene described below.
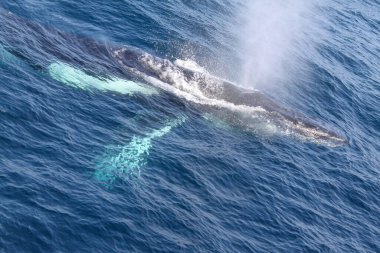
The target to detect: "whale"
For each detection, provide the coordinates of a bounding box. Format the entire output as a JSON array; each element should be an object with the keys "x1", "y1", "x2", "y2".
[
  {"x1": 101, "y1": 46, "x2": 346, "y2": 145},
  {"x1": 0, "y1": 10, "x2": 346, "y2": 146}
]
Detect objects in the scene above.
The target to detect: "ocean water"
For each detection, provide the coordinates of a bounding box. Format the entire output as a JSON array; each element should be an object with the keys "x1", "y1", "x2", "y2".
[{"x1": 0, "y1": 0, "x2": 379, "y2": 252}]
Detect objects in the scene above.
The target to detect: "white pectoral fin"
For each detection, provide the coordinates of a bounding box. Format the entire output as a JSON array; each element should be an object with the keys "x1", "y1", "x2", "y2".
[
  {"x1": 94, "y1": 115, "x2": 186, "y2": 184},
  {"x1": 48, "y1": 61, "x2": 157, "y2": 95}
]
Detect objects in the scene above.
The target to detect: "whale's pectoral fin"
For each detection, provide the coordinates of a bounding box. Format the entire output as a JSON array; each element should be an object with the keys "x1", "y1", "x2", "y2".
[
  {"x1": 48, "y1": 61, "x2": 158, "y2": 96},
  {"x1": 94, "y1": 115, "x2": 186, "y2": 185}
]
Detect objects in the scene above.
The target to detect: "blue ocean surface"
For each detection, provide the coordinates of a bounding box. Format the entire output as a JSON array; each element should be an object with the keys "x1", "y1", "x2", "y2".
[{"x1": 0, "y1": 0, "x2": 379, "y2": 252}]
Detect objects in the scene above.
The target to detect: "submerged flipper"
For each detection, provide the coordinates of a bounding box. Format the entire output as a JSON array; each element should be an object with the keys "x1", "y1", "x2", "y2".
[
  {"x1": 48, "y1": 61, "x2": 157, "y2": 96},
  {"x1": 94, "y1": 116, "x2": 186, "y2": 185}
]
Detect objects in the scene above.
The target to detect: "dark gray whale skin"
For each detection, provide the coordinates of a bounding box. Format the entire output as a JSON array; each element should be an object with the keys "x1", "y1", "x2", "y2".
[
  {"x1": 112, "y1": 47, "x2": 347, "y2": 145},
  {"x1": 0, "y1": 10, "x2": 346, "y2": 145}
]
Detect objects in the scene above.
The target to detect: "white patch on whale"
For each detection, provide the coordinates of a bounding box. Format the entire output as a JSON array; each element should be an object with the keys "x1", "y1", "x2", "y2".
[
  {"x1": 48, "y1": 61, "x2": 157, "y2": 95},
  {"x1": 174, "y1": 59, "x2": 208, "y2": 73},
  {"x1": 113, "y1": 48, "x2": 266, "y2": 115}
]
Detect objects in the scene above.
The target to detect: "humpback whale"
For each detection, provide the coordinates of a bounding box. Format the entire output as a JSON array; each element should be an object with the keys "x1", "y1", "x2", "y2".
[
  {"x1": 107, "y1": 46, "x2": 346, "y2": 145},
  {"x1": 0, "y1": 10, "x2": 346, "y2": 146}
]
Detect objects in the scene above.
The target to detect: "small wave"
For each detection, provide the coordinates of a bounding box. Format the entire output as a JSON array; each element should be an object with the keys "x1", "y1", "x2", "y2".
[{"x1": 0, "y1": 44, "x2": 29, "y2": 68}]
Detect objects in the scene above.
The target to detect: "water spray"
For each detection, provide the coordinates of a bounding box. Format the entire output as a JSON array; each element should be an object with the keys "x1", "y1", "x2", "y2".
[{"x1": 239, "y1": 0, "x2": 312, "y2": 88}]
